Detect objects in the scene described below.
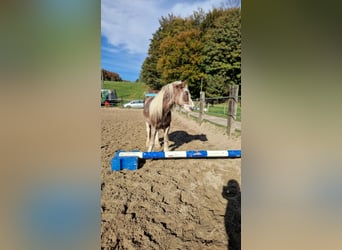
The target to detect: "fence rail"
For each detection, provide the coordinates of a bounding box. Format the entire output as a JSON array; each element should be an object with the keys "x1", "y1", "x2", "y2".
[
  {"x1": 192, "y1": 96, "x2": 241, "y2": 120},
  {"x1": 192, "y1": 85, "x2": 241, "y2": 136}
]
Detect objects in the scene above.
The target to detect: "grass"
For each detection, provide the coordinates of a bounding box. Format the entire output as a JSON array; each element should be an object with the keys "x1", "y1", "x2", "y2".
[
  {"x1": 103, "y1": 81, "x2": 148, "y2": 101},
  {"x1": 193, "y1": 102, "x2": 241, "y2": 121}
]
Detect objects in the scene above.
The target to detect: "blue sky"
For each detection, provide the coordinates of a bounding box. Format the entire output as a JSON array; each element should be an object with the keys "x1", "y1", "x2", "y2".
[{"x1": 101, "y1": 0, "x2": 240, "y2": 81}]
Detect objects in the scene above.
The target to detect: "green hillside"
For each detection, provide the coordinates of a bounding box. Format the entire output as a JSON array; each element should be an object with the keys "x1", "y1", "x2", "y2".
[{"x1": 103, "y1": 81, "x2": 148, "y2": 101}]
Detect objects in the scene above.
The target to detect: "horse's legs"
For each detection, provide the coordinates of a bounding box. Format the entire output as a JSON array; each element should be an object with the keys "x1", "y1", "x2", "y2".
[
  {"x1": 163, "y1": 126, "x2": 170, "y2": 151},
  {"x1": 147, "y1": 126, "x2": 157, "y2": 152},
  {"x1": 145, "y1": 122, "x2": 150, "y2": 148},
  {"x1": 154, "y1": 130, "x2": 161, "y2": 148}
]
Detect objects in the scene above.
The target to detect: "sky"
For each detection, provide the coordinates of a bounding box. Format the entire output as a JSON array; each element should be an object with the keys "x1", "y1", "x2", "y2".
[{"x1": 101, "y1": 0, "x2": 240, "y2": 81}]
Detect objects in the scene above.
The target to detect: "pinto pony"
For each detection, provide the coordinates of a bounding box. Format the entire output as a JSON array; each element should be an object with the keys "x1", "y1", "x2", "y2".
[{"x1": 143, "y1": 80, "x2": 194, "y2": 152}]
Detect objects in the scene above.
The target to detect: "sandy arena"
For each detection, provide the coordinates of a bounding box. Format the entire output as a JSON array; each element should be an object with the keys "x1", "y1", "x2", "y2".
[{"x1": 101, "y1": 108, "x2": 241, "y2": 249}]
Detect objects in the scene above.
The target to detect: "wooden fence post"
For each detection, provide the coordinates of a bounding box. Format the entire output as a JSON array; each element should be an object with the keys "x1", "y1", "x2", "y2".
[
  {"x1": 199, "y1": 91, "x2": 205, "y2": 124},
  {"x1": 227, "y1": 85, "x2": 239, "y2": 136}
]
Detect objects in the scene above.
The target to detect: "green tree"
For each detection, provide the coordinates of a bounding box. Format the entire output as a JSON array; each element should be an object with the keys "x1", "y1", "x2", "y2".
[
  {"x1": 205, "y1": 74, "x2": 228, "y2": 97},
  {"x1": 202, "y1": 8, "x2": 241, "y2": 97}
]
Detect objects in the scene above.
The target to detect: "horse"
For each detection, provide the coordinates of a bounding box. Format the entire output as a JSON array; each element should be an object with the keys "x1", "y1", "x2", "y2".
[{"x1": 143, "y1": 80, "x2": 194, "y2": 152}]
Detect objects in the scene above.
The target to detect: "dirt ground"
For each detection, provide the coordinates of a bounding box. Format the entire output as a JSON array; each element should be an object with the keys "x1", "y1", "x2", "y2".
[{"x1": 101, "y1": 108, "x2": 241, "y2": 250}]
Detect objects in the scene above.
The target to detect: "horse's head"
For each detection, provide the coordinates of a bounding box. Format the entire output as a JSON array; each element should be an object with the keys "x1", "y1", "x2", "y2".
[{"x1": 173, "y1": 80, "x2": 194, "y2": 112}]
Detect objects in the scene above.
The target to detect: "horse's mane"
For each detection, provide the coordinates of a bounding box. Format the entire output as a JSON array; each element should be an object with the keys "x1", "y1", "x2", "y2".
[{"x1": 149, "y1": 81, "x2": 182, "y2": 123}]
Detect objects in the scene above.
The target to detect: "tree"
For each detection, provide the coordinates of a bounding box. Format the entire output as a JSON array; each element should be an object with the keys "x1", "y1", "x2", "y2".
[
  {"x1": 156, "y1": 28, "x2": 205, "y2": 95},
  {"x1": 140, "y1": 6, "x2": 241, "y2": 98},
  {"x1": 101, "y1": 69, "x2": 122, "y2": 81},
  {"x1": 202, "y1": 8, "x2": 241, "y2": 97},
  {"x1": 140, "y1": 14, "x2": 183, "y2": 90}
]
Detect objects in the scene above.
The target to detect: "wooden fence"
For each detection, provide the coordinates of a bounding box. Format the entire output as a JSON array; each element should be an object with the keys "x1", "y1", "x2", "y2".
[{"x1": 196, "y1": 84, "x2": 240, "y2": 136}]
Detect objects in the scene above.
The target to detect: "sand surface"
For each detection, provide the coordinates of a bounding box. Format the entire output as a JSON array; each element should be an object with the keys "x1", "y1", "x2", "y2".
[{"x1": 101, "y1": 108, "x2": 241, "y2": 249}]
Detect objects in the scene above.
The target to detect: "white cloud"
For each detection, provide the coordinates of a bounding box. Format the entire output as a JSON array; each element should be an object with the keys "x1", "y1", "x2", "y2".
[
  {"x1": 101, "y1": 0, "x2": 229, "y2": 55},
  {"x1": 170, "y1": 0, "x2": 223, "y2": 18},
  {"x1": 101, "y1": 0, "x2": 162, "y2": 54}
]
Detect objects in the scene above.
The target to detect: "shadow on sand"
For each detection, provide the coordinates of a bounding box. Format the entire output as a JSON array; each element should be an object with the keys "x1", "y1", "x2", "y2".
[
  {"x1": 166, "y1": 130, "x2": 208, "y2": 151},
  {"x1": 222, "y1": 179, "x2": 241, "y2": 250}
]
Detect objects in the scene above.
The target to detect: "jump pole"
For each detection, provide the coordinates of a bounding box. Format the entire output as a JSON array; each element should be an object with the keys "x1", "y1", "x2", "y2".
[{"x1": 111, "y1": 150, "x2": 241, "y2": 171}]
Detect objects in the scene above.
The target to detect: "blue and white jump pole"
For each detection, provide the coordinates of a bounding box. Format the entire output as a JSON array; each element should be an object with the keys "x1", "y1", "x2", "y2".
[{"x1": 111, "y1": 150, "x2": 241, "y2": 171}]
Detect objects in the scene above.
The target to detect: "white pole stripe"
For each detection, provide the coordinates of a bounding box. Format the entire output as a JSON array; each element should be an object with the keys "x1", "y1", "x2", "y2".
[
  {"x1": 207, "y1": 150, "x2": 229, "y2": 157},
  {"x1": 164, "y1": 151, "x2": 187, "y2": 158},
  {"x1": 118, "y1": 152, "x2": 143, "y2": 158}
]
